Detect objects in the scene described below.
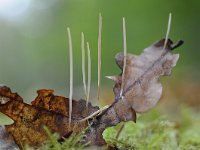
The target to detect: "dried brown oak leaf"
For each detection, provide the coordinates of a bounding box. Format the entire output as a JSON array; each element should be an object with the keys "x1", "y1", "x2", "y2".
[
  {"x1": 0, "y1": 85, "x2": 98, "y2": 148},
  {"x1": 0, "y1": 38, "x2": 183, "y2": 148}
]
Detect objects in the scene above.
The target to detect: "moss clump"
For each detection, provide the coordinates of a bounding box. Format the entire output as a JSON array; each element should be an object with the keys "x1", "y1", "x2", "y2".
[{"x1": 103, "y1": 106, "x2": 200, "y2": 150}]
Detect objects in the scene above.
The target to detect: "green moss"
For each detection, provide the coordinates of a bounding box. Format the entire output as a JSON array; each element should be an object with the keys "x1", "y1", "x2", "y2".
[
  {"x1": 24, "y1": 127, "x2": 87, "y2": 150},
  {"x1": 103, "y1": 106, "x2": 200, "y2": 150}
]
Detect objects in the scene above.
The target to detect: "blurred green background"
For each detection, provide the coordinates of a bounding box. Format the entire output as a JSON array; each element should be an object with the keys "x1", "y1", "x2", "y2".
[{"x1": 0, "y1": 0, "x2": 199, "y2": 105}]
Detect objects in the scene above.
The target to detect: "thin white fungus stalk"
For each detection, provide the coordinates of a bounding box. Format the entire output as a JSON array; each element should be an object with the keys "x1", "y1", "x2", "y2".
[
  {"x1": 86, "y1": 42, "x2": 91, "y2": 107},
  {"x1": 120, "y1": 17, "x2": 127, "y2": 98},
  {"x1": 79, "y1": 105, "x2": 109, "y2": 122},
  {"x1": 81, "y1": 32, "x2": 87, "y2": 98},
  {"x1": 163, "y1": 13, "x2": 172, "y2": 50},
  {"x1": 97, "y1": 13, "x2": 102, "y2": 101},
  {"x1": 67, "y1": 28, "x2": 73, "y2": 126}
]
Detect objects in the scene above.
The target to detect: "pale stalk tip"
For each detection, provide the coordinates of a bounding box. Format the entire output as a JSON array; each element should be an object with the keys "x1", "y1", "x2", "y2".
[{"x1": 163, "y1": 13, "x2": 172, "y2": 50}]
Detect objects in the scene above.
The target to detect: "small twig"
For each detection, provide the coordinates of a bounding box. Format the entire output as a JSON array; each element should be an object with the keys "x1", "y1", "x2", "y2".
[
  {"x1": 163, "y1": 13, "x2": 172, "y2": 50},
  {"x1": 79, "y1": 105, "x2": 109, "y2": 122},
  {"x1": 86, "y1": 42, "x2": 91, "y2": 107},
  {"x1": 171, "y1": 40, "x2": 184, "y2": 50},
  {"x1": 67, "y1": 28, "x2": 73, "y2": 126},
  {"x1": 120, "y1": 17, "x2": 127, "y2": 98},
  {"x1": 81, "y1": 32, "x2": 87, "y2": 99},
  {"x1": 97, "y1": 13, "x2": 102, "y2": 101}
]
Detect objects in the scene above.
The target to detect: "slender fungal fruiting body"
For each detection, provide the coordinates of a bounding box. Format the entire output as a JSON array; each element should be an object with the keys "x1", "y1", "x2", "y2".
[
  {"x1": 67, "y1": 28, "x2": 73, "y2": 126},
  {"x1": 86, "y1": 42, "x2": 91, "y2": 107},
  {"x1": 120, "y1": 17, "x2": 127, "y2": 98},
  {"x1": 97, "y1": 13, "x2": 102, "y2": 101},
  {"x1": 81, "y1": 32, "x2": 87, "y2": 99}
]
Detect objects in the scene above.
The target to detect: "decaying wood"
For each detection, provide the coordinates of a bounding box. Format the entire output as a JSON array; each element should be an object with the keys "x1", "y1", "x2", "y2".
[{"x1": 0, "y1": 38, "x2": 183, "y2": 148}]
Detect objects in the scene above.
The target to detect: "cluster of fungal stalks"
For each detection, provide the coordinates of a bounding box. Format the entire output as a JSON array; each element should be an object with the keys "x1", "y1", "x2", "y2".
[
  {"x1": 0, "y1": 13, "x2": 184, "y2": 149},
  {"x1": 67, "y1": 13, "x2": 173, "y2": 122}
]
